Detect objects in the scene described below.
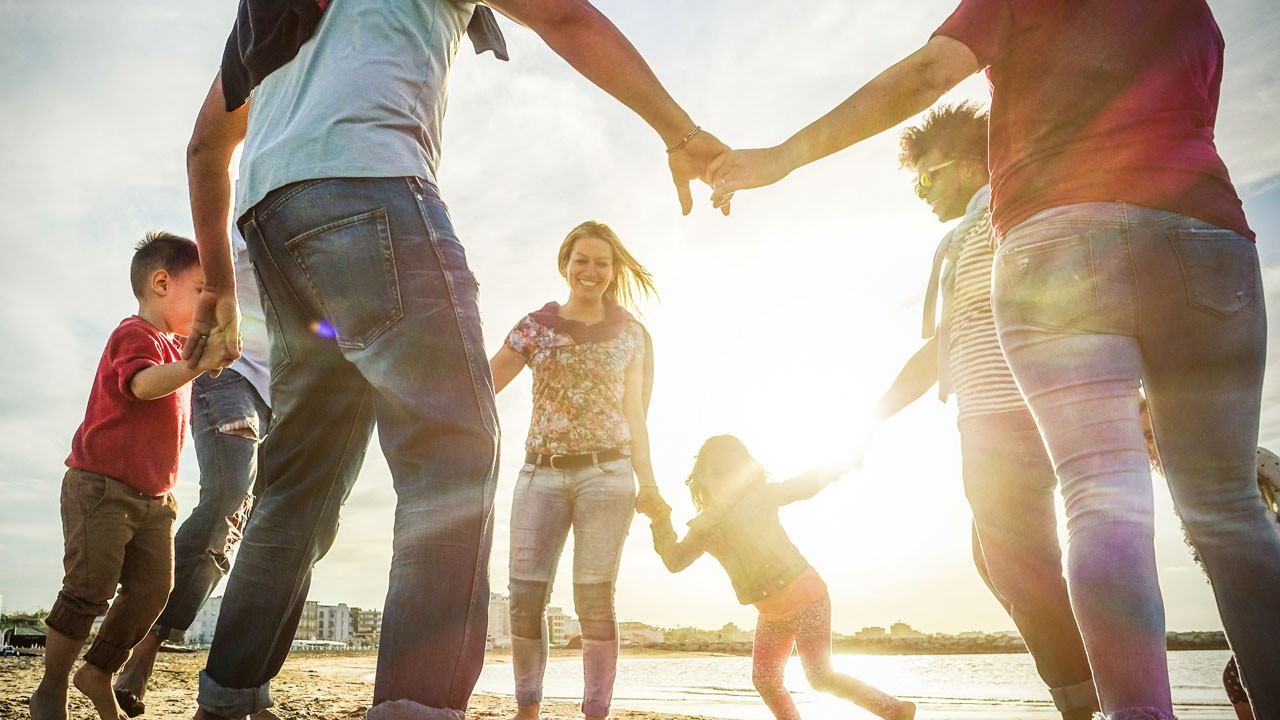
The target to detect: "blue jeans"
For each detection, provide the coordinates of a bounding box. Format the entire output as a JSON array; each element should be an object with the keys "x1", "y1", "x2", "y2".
[
  {"x1": 508, "y1": 459, "x2": 636, "y2": 717},
  {"x1": 153, "y1": 369, "x2": 269, "y2": 642},
  {"x1": 198, "y1": 177, "x2": 499, "y2": 720},
  {"x1": 960, "y1": 409, "x2": 1096, "y2": 714},
  {"x1": 992, "y1": 203, "x2": 1279, "y2": 719}
]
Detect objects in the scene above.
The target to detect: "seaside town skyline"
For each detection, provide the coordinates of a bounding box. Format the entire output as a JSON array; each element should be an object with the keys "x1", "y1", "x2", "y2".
[{"x1": 3, "y1": 0, "x2": 1279, "y2": 641}]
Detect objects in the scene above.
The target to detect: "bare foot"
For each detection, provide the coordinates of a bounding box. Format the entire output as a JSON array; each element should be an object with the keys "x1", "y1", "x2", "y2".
[
  {"x1": 250, "y1": 711, "x2": 284, "y2": 720},
  {"x1": 29, "y1": 681, "x2": 70, "y2": 720},
  {"x1": 73, "y1": 663, "x2": 129, "y2": 720},
  {"x1": 512, "y1": 703, "x2": 540, "y2": 720}
]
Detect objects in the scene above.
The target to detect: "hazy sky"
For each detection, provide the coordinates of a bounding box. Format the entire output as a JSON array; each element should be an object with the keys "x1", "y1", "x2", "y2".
[{"x1": 2, "y1": 0, "x2": 1278, "y2": 636}]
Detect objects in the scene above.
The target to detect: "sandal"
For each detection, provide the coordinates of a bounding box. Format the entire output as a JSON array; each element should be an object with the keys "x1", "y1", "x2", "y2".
[{"x1": 114, "y1": 689, "x2": 146, "y2": 718}]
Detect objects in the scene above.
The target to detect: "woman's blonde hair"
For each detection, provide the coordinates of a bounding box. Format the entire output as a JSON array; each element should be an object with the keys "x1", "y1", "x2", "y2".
[{"x1": 557, "y1": 221, "x2": 656, "y2": 310}]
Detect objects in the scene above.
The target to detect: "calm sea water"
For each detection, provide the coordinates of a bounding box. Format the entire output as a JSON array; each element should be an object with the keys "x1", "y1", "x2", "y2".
[{"x1": 473, "y1": 650, "x2": 1238, "y2": 719}]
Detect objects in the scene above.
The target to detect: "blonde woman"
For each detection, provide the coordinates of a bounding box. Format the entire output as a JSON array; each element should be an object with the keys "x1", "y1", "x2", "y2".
[{"x1": 490, "y1": 221, "x2": 667, "y2": 720}]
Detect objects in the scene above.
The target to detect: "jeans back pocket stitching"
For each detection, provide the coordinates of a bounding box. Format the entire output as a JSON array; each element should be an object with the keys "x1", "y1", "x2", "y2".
[
  {"x1": 1003, "y1": 233, "x2": 1099, "y2": 331},
  {"x1": 1168, "y1": 229, "x2": 1258, "y2": 320},
  {"x1": 283, "y1": 208, "x2": 404, "y2": 350}
]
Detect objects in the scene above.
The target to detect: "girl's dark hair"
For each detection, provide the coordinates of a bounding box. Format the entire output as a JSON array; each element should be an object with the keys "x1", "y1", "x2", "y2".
[{"x1": 686, "y1": 435, "x2": 768, "y2": 512}]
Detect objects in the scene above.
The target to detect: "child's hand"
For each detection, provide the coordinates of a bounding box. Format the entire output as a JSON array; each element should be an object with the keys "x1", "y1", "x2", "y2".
[{"x1": 635, "y1": 486, "x2": 671, "y2": 520}]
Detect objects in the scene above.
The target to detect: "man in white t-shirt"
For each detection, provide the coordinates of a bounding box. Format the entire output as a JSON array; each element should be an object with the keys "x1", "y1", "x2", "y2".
[{"x1": 181, "y1": 2, "x2": 728, "y2": 719}]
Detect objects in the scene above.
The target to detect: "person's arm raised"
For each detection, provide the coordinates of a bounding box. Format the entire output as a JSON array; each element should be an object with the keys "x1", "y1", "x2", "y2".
[
  {"x1": 483, "y1": 0, "x2": 730, "y2": 215},
  {"x1": 872, "y1": 337, "x2": 940, "y2": 423},
  {"x1": 185, "y1": 71, "x2": 249, "y2": 373},
  {"x1": 710, "y1": 35, "x2": 979, "y2": 207}
]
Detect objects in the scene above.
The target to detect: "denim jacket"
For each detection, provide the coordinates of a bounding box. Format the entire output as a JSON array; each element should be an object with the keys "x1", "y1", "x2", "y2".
[{"x1": 651, "y1": 477, "x2": 823, "y2": 605}]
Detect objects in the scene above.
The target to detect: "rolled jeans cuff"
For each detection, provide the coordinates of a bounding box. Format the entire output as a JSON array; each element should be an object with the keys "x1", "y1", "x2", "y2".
[
  {"x1": 1050, "y1": 678, "x2": 1098, "y2": 712},
  {"x1": 1106, "y1": 708, "x2": 1177, "y2": 720},
  {"x1": 198, "y1": 668, "x2": 273, "y2": 718},
  {"x1": 151, "y1": 623, "x2": 188, "y2": 644},
  {"x1": 45, "y1": 600, "x2": 96, "y2": 641},
  {"x1": 514, "y1": 689, "x2": 544, "y2": 707},
  {"x1": 365, "y1": 700, "x2": 464, "y2": 720},
  {"x1": 83, "y1": 638, "x2": 132, "y2": 673}
]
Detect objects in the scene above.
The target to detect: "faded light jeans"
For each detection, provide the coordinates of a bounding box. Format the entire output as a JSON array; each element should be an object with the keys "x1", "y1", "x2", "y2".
[
  {"x1": 508, "y1": 458, "x2": 636, "y2": 718},
  {"x1": 153, "y1": 369, "x2": 269, "y2": 643},
  {"x1": 198, "y1": 177, "x2": 500, "y2": 720},
  {"x1": 992, "y1": 203, "x2": 1280, "y2": 720}
]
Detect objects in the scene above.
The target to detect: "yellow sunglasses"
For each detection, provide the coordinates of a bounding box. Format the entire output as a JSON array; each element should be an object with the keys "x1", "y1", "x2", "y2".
[{"x1": 915, "y1": 158, "x2": 959, "y2": 197}]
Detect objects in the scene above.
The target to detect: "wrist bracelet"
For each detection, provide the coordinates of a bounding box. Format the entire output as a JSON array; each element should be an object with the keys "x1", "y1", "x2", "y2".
[{"x1": 666, "y1": 125, "x2": 702, "y2": 154}]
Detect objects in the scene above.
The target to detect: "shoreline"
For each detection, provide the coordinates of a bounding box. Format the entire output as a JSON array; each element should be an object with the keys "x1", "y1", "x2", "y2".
[{"x1": 0, "y1": 649, "x2": 729, "y2": 720}]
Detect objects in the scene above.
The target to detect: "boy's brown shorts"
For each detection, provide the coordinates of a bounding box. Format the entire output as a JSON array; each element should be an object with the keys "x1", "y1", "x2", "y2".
[{"x1": 45, "y1": 468, "x2": 177, "y2": 649}]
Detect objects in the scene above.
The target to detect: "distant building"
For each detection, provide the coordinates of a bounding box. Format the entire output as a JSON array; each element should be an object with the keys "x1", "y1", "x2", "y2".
[
  {"x1": 889, "y1": 622, "x2": 924, "y2": 638},
  {"x1": 3, "y1": 625, "x2": 46, "y2": 649},
  {"x1": 295, "y1": 601, "x2": 319, "y2": 642},
  {"x1": 488, "y1": 593, "x2": 511, "y2": 649},
  {"x1": 350, "y1": 607, "x2": 382, "y2": 648},
  {"x1": 855, "y1": 626, "x2": 887, "y2": 640},
  {"x1": 618, "y1": 621, "x2": 664, "y2": 646},
  {"x1": 716, "y1": 622, "x2": 752, "y2": 643},
  {"x1": 186, "y1": 595, "x2": 223, "y2": 646},
  {"x1": 317, "y1": 603, "x2": 351, "y2": 644},
  {"x1": 547, "y1": 606, "x2": 575, "y2": 646}
]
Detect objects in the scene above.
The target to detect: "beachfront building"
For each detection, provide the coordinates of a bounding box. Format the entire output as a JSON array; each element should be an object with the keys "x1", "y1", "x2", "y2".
[
  {"x1": 487, "y1": 593, "x2": 512, "y2": 649},
  {"x1": 186, "y1": 595, "x2": 223, "y2": 646},
  {"x1": 316, "y1": 603, "x2": 351, "y2": 644},
  {"x1": 889, "y1": 622, "x2": 924, "y2": 638},
  {"x1": 716, "y1": 622, "x2": 752, "y2": 643},
  {"x1": 618, "y1": 621, "x2": 664, "y2": 646},
  {"x1": 350, "y1": 607, "x2": 382, "y2": 648},
  {"x1": 855, "y1": 626, "x2": 888, "y2": 639},
  {"x1": 295, "y1": 601, "x2": 319, "y2": 641},
  {"x1": 547, "y1": 606, "x2": 582, "y2": 646}
]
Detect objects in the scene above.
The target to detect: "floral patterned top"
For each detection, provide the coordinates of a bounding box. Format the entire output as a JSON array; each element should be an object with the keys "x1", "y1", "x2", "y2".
[{"x1": 506, "y1": 313, "x2": 646, "y2": 455}]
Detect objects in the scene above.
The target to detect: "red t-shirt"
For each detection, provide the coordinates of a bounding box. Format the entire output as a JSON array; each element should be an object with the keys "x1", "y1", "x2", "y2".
[
  {"x1": 933, "y1": 0, "x2": 1253, "y2": 240},
  {"x1": 66, "y1": 316, "x2": 190, "y2": 496}
]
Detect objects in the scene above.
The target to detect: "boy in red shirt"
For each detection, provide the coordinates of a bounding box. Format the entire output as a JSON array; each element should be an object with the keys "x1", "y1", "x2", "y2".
[{"x1": 31, "y1": 231, "x2": 224, "y2": 720}]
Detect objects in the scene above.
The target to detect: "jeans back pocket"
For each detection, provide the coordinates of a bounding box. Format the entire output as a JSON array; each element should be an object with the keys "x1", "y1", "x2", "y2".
[
  {"x1": 284, "y1": 208, "x2": 404, "y2": 349},
  {"x1": 1168, "y1": 227, "x2": 1259, "y2": 319},
  {"x1": 998, "y1": 232, "x2": 1099, "y2": 331}
]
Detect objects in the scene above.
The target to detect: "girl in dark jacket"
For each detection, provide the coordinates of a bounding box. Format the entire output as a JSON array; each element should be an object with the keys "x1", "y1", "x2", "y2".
[{"x1": 648, "y1": 435, "x2": 914, "y2": 720}]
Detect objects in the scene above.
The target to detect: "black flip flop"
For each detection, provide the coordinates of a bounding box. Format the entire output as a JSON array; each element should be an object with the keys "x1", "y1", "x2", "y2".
[{"x1": 114, "y1": 689, "x2": 146, "y2": 718}]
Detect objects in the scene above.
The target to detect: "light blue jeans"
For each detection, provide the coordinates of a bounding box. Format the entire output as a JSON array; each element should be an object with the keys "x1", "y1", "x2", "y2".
[
  {"x1": 199, "y1": 177, "x2": 499, "y2": 720},
  {"x1": 153, "y1": 369, "x2": 269, "y2": 643},
  {"x1": 508, "y1": 458, "x2": 636, "y2": 718},
  {"x1": 992, "y1": 203, "x2": 1280, "y2": 720}
]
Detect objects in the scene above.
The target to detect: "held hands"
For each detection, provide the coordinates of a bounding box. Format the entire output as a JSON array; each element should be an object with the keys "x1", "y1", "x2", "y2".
[
  {"x1": 635, "y1": 485, "x2": 671, "y2": 520},
  {"x1": 707, "y1": 145, "x2": 797, "y2": 210},
  {"x1": 668, "y1": 128, "x2": 733, "y2": 217},
  {"x1": 183, "y1": 288, "x2": 243, "y2": 376}
]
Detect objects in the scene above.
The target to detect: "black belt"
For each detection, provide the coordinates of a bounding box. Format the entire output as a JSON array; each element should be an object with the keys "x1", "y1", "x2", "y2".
[{"x1": 525, "y1": 448, "x2": 627, "y2": 471}]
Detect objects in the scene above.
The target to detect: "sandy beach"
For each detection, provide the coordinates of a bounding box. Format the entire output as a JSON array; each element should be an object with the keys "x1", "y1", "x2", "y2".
[{"x1": 0, "y1": 649, "x2": 725, "y2": 720}]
